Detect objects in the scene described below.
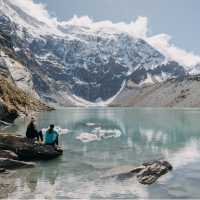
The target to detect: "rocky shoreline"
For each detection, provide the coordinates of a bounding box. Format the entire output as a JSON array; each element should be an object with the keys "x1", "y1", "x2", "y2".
[
  {"x1": 0, "y1": 133, "x2": 63, "y2": 170},
  {"x1": 0, "y1": 134, "x2": 63, "y2": 161},
  {"x1": 0, "y1": 133, "x2": 63, "y2": 198},
  {"x1": 0, "y1": 75, "x2": 56, "y2": 173}
]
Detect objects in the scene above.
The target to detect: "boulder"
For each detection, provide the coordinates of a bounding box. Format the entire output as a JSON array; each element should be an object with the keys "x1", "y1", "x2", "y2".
[
  {"x1": 0, "y1": 150, "x2": 18, "y2": 160},
  {"x1": 136, "y1": 160, "x2": 173, "y2": 185},
  {"x1": 115, "y1": 160, "x2": 173, "y2": 185},
  {"x1": 0, "y1": 134, "x2": 63, "y2": 160},
  {"x1": 16, "y1": 144, "x2": 63, "y2": 160},
  {"x1": 0, "y1": 158, "x2": 35, "y2": 169}
]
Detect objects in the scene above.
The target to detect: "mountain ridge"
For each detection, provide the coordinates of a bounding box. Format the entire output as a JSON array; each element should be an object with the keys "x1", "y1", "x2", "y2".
[
  {"x1": 110, "y1": 74, "x2": 200, "y2": 107},
  {"x1": 0, "y1": 0, "x2": 199, "y2": 106}
]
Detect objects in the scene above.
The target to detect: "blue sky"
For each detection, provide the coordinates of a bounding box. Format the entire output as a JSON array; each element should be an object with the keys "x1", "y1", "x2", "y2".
[{"x1": 34, "y1": 0, "x2": 200, "y2": 54}]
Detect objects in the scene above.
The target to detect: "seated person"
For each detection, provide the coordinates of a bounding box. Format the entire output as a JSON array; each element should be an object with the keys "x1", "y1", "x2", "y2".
[
  {"x1": 26, "y1": 117, "x2": 40, "y2": 142},
  {"x1": 45, "y1": 124, "x2": 59, "y2": 147}
]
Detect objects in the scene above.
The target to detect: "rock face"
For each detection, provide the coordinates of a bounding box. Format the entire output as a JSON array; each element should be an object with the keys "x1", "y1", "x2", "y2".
[
  {"x1": 0, "y1": 134, "x2": 63, "y2": 160},
  {"x1": 116, "y1": 160, "x2": 173, "y2": 185},
  {"x1": 0, "y1": 98, "x2": 18, "y2": 124},
  {"x1": 0, "y1": 0, "x2": 194, "y2": 106},
  {"x1": 0, "y1": 74, "x2": 53, "y2": 124}
]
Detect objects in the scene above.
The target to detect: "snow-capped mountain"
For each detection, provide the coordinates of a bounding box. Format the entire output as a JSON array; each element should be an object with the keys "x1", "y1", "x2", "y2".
[{"x1": 0, "y1": 0, "x2": 197, "y2": 106}]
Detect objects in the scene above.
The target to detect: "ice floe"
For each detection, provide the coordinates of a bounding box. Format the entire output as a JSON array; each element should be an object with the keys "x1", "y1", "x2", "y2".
[{"x1": 76, "y1": 127, "x2": 122, "y2": 143}]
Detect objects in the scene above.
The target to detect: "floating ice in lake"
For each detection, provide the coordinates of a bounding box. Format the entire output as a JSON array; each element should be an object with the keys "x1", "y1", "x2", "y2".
[
  {"x1": 86, "y1": 123, "x2": 96, "y2": 127},
  {"x1": 76, "y1": 128, "x2": 122, "y2": 143},
  {"x1": 92, "y1": 128, "x2": 122, "y2": 139},
  {"x1": 85, "y1": 122, "x2": 101, "y2": 128},
  {"x1": 76, "y1": 132, "x2": 99, "y2": 143}
]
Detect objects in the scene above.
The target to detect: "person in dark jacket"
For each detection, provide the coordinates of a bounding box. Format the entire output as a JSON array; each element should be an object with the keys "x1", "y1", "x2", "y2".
[{"x1": 26, "y1": 117, "x2": 43, "y2": 142}]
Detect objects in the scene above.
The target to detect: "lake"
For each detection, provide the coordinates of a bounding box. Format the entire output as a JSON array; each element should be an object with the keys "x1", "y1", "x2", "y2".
[{"x1": 3, "y1": 108, "x2": 200, "y2": 199}]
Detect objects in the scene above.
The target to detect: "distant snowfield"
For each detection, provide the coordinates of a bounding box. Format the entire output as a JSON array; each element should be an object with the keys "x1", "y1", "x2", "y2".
[{"x1": 69, "y1": 80, "x2": 126, "y2": 107}]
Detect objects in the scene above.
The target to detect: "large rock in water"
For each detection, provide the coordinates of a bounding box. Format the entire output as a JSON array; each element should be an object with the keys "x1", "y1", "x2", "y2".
[
  {"x1": 0, "y1": 134, "x2": 63, "y2": 160},
  {"x1": 115, "y1": 160, "x2": 173, "y2": 185},
  {"x1": 136, "y1": 160, "x2": 173, "y2": 185}
]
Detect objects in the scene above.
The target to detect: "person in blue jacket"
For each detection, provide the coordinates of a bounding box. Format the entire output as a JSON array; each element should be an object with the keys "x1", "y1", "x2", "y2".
[{"x1": 45, "y1": 124, "x2": 59, "y2": 147}]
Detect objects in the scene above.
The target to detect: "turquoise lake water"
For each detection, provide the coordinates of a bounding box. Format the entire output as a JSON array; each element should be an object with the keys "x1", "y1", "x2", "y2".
[{"x1": 3, "y1": 108, "x2": 200, "y2": 199}]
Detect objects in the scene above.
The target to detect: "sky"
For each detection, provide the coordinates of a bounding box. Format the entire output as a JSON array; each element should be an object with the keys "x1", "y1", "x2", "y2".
[{"x1": 33, "y1": 0, "x2": 200, "y2": 55}]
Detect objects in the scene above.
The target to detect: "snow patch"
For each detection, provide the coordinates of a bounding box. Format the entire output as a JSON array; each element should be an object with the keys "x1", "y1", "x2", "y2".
[
  {"x1": 139, "y1": 74, "x2": 154, "y2": 86},
  {"x1": 147, "y1": 34, "x2": 200, "y2": 67}
]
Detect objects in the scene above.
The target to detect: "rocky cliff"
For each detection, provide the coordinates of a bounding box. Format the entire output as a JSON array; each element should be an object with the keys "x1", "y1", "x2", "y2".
[{"x1": 0, "y1": 74, "x2": 52, "y2": 124}]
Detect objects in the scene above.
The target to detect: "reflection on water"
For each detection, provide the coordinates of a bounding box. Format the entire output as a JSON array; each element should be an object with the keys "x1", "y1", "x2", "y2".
[{"x1": 4, "y1": 108, "x2": 200, "y2": 199}]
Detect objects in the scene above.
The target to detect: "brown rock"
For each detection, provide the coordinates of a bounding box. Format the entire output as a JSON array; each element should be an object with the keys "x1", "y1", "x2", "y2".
[
  {"x1": 0, "y1": 150, "x2": 18, "y2": 160},
  {"x1": 0, "y1": 134, "x2": 63, "y2": 160},
  {"x1": 114, "y1": 160, "x2": 173, "y2": 185},
  {"x1": 137, "y1": 160, "x2": 173, "y2": 185}
]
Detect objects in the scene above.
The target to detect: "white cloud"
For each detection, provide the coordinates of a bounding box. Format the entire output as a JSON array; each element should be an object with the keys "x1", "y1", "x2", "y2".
[
  {"x1": 61, "y1": 15, "x2": 148, "y2": 38},
  {"x1": 64, "y1": 15, "x2": 200, "y2": 67},
  {"x1": 63, "y1": 15, "x2": 93, "y2": 27},
  {"x1": 147, "y1": 34, "x2": 200, "y2": 67},
  {"x1": 9, "y1": 0, "x2": 57, "y2": 27},
  {"x1": 7, "y1": 0, "x2": 200, "y2": 67}
]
